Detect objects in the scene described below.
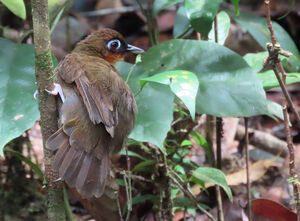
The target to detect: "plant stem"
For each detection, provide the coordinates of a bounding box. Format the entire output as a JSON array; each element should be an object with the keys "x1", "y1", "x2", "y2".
[
  {"x1": 214, "y1": 14, "x2": 225, "y2": 221},
  {"x1": 31, "y1": 0, "x2": 66, "y2": 220},
  {"x1": 264, "y1": 1, "x2": 300, "y2": 219},
  {"x1": 244, "y1": 118, "x2": 252, "y2": 220}
]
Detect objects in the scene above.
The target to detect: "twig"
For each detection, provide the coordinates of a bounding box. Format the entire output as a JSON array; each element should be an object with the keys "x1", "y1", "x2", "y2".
[
  {"x1": 169, "y1": 170, "x2": 216, "y2": 221},
  {"x1": 174, "y1": 25, "x2": 193, "y2": 39},
  {"x1": 125, "y1": 146, "x2": 132, "y2": 221},
  {"x1": 215, "y1": 13, "x2": 225, "y2": 221},
  {"x1": 115, "y1": 191, "x2": 124, "y2": 221},
  {"x1": 216, "y1": 117, "x2": 224, "y2": 221},
  {"x1": 264, "y1": 0, "x2": 300, "y2": 219},
  {"x1": 244, "y1": 118, "x2": 252, "y2": 221}
]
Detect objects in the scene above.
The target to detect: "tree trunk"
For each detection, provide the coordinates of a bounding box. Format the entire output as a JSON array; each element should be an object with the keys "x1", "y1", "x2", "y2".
[{"x1": 31, "y1": 0, "x2": 66, "y2": 220}]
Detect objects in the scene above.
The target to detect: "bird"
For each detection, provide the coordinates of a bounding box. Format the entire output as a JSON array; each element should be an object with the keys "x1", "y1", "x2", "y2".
[{"x1": 46, "y1": 29, "x2": 144, "y2": 198}]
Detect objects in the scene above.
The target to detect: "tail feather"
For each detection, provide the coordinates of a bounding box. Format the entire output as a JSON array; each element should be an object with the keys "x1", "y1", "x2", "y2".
[
  {"x1": 46, "y1": 127, "x2": 68, "y2": 151},
  {"x1": 52, "y1": 144, "x2": 70, "y2": 171},
  {"x1": 47, "y1": 127, "x2": 110, "y2": 198}
]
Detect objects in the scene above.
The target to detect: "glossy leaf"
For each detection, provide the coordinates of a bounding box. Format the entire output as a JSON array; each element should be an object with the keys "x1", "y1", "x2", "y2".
[
  {"x1": 1, "y1": 0, "x2": 26, "y2": 19},
  {"x1": 185, "y1": 0, "x2": 222, "y2": 38},
  {"x1": 0, "y1": 38, "x2": 39, "y2": 157},
  {"x1": 153, "y1": 0, "x2": 183, "y2": 17},
  {"x1": 192, "y1": 167, "x2": 233, "y2": 201},
  {"x1": 173, "y1": 5, "x2": 193, "y2": 38},
  {"x1": 208, "y1": 11, "x2": 231, "y2": 45},
  {"x1": 231, "y1": 11, "x2": 300, "y2": 71},
  {"x1": 117, "y1": 62, "x2": 174, "y2": 153},
  {"x1": 230, "y1": 0, "x2": 240, "y2": 16},
  {"x1": 137, "y1": 39, "x2": 268, "y2": 117},
  {"x1": 140, "y1": 70, "x2": 199, "y2": 119},
  {"x1": 266, "y1": 100, "x2": 283, "y2": 121},
  {"x1": 243, "y1": 52, "x2": 268, "y2": 73}
]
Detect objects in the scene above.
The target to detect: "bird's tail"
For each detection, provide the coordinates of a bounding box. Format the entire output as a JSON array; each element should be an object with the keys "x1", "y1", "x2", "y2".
[{"x1": 46, "y1": 127, "x2": 110, "y2": 198}]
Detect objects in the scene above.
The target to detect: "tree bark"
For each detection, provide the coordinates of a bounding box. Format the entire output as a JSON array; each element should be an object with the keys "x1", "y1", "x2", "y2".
[{"x1": 31, "y1": 0, "x2": 66, "y2": 220}]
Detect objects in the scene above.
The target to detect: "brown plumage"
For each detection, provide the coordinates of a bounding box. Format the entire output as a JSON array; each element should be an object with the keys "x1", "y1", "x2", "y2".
[{"x1": 46, "y1": 29, "x2": 143, "y2": 198}]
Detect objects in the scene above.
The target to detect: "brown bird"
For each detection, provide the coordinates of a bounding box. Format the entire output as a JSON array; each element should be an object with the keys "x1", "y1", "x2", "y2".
[{"x1": 46, "y1": 29, "x2": 144, "y2": 198}]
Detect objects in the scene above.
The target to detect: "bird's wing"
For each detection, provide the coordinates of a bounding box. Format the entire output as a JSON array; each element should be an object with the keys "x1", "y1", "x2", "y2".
[{"x1": 56, "y1": 53, "x2": 117, "y2": 136}]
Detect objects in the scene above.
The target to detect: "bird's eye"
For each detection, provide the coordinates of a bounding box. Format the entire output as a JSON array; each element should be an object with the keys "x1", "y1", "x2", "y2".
[{"x1": 107, "y1": 39, "x2": 121, "y2": 51}]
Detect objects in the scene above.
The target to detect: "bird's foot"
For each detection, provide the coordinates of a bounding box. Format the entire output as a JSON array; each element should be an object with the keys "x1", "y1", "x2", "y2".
[
  {"x1": 33, "y1": 90, "x2": 38, "y2": 100},
  {"x1": 45, "y1": 83, "x2": 66, "y2": 103}
]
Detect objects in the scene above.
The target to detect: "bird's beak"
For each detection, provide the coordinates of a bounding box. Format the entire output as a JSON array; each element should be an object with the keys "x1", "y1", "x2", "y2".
[{"x1": 126, "y1": 44, "x2": 144, "y2": 54}]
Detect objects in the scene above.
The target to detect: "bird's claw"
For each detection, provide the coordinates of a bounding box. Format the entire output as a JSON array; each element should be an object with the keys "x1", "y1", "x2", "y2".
[
  {"x1": 45, "y1": 83, "x2": 66, "y2": 103},
  {"x1": 33, "y1": 90, "x2": 38, "y2": 100}
]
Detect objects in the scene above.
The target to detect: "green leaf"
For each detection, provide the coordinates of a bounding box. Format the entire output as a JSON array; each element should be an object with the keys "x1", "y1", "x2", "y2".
[
  {"x1": 243, "y1": 52, "x2": 300, "y2": 90},
  {"x1": 153, "y1": 0, "x2": 183, "y2": 17},
  {"x1": 0, "y1": 38, "x2": 39, "y2": 157},
  {"x1": 190, "y1": 131, "x2": 214, "y2": 165},
  {"x1": 258, "y1": 71, "x2": 300, "y2": 90},
  {"x1": 119, "y1": 149, "x2": 147, "y2": 161},
  {"x1": 1, "y1": 0, "x2": 26, "y2": 19},
  {"x1": 140, "y1": 70, "x2": 199, "y2": 120},
  {"x1": 181, "y1": 139, "x2": 193, "y2": 146},
  {"x1": 185, "y1": 0, "x2": 222, "y2": 39},
  {"x1": 192, "y1": 167, "x2": 233, "y2": 201},
  {"x1": 4, "y1": 147, "x2": 45, "y2": 182},
  {"x1": 208, "y1": 11, "x2": 230, "y2": 45},
  {"x1": 243, "y1": 52, "x2": 268, "y2": 73},
  {"x1": 173, "y1": 5, "x2": 193, "y2": 38},
  {"x1": 231, "y1": 11, "x2": 300, "y2": 71},
  {"x1": 230, "y1": 0, "x2": 240, "y2": 16},
  {"x1": 266, "y1": 100, "x2": 283, "y2": 121},
  {"x1": 132, "y1": 160, "x2": 156, "y2": 172},
  {"x1": 117, "y1": 62, "x2": 174, "y2": 153},
  {"x1": 136, "y1": 39, "x2": 268, "y2": 117}
]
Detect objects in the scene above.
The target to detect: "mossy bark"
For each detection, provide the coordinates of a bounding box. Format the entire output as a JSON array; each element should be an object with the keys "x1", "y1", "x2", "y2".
[{"x1": 31, "y1": 0, "x2": 66, "y2": 220}]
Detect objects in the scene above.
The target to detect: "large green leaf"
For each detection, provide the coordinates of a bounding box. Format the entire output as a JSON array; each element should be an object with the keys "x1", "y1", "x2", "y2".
[
  {"x1": 208, "y1": 11, "x2": 230, "y2": 45},
  {"x1": 116, "y1": 62, "x2": 174, "y2": 152},
  {"x1": 231, "y1": 11, "x2": 300, "y2": 71},
  {"x1": 0, "y1": 38, "x2": 39, "y2": 157},
  {"x1": 140, "y1": 70, "x2": 199, "y2": 120},
  {"x1": 173, "y1": 5, "x2": 193, "y2": 38},
  {"x1": 185, "y1": 0, "x2": 222, "y2": 39},
  {"x1": 153, "y1": 0, "x2": 183, "y2": 17},
  {"x1": 1, "y1": 0, "x2": 26, "y2": 19},
  {"x1": 136, "y1": 39, "x2": 268, "y2": 117},
  {"x1": 192, "y1": 167, "x2": 233, "y2": 201}
]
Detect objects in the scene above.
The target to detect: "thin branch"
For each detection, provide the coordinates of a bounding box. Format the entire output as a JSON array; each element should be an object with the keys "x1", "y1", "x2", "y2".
[
  {"x1": 263, "y1": 4, "x2": 300, "y2": 128},
  {"x1": 215, "y1": 13, "x2": 224, "y2": 221},
  {"x1": 169, "y1": 170, "x2": 216, "y2": 221},
  {"x1": 244, "y1": 118, "x2": 251, "y2": 221},
  {"x1": 264, "y1": 1, "x2": 300, "y2": 219}
]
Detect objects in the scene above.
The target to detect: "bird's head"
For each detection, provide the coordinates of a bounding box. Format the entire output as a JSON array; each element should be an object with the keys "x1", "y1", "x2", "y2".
[{"x1": 74, "y1": 29, "x2": 144, "y2": 63}]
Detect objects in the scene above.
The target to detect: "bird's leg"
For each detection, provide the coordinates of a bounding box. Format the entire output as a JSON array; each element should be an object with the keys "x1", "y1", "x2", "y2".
[{"x1": 45, "y1": 83, "x2": 66, "y2": 103}]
